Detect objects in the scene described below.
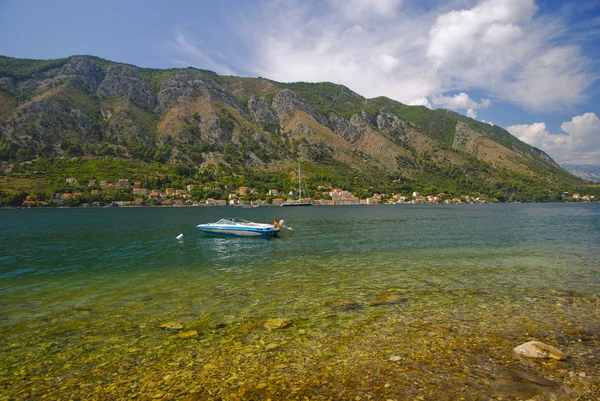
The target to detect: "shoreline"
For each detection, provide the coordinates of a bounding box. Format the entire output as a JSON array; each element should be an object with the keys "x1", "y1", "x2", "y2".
[{"x1": 1, "y1": 200, "x2": 598, "y2": 209}]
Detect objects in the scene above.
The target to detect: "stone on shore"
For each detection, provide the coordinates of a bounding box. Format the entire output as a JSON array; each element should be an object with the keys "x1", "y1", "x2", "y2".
[{"x1": 513, "y1": 340, "x2": 566, "y2": 360}]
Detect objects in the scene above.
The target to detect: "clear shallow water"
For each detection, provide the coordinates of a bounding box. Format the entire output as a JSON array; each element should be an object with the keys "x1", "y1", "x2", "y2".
[{"x1": 1, "y1": 204, "x2": 599, "y2": 400}]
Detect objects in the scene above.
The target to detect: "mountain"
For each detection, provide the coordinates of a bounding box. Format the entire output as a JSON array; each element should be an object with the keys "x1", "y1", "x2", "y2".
[
  {"x1": 561, "y1": 164, "x2": 600, "y2": 183},
  {"x1": 0, "y1": 55, "x2": 596, "y2": 203}
]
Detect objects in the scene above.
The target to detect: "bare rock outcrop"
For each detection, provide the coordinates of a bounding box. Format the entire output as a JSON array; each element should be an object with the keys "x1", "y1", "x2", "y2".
[
  {"x1": 248, "y1": 95, "x2": 279, "y2": 127},
  {"x1": 452, "y1": 121, "x2": 481, "y2": 153},
  {"x1": 96, "y1": 64, "x2": 156, "y2": 111},
  {"x1": 272, "y1": 89, "x2": 325, "y2": 124},
  {"x1": 376, "y1": 110, "x2": 408, "y2": 135},
  {"x1": 104, "y1": 114, "x2": 150, "y2": 146},
  {"x1": 328, "y1": 114, "x2": 361, "y2": 143},
  {"x1": 157, "y1": 69, "x2": 242, "y2": 113},
  {"x1": 59, "y1": 57, "x2": 104, "y2": 92},
  {"x1": 350, "y1": 111, "x2": 375, "y2": 136}
]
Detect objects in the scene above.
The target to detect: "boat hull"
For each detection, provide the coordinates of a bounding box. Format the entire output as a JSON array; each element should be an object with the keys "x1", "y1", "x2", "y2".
[
  {"x1": 281, "y1": 202, "x2": 313, "y2": 207},
  {"x1": 196, "y1": 225, "x2": 279, "y2": 237},
  {"x1": 196, "y1": 228, "x2": 279, "y2": 237}
]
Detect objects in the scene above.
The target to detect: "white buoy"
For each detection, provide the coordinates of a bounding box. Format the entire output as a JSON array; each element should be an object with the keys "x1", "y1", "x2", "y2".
[{"x1": 176, "y1": 233, "x2": 184, "y2": 240}]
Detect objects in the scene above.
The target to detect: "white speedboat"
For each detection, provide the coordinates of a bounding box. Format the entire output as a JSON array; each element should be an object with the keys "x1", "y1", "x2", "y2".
[{"x1": 196, "y1": 218, "x2": 280, "y2": 237}]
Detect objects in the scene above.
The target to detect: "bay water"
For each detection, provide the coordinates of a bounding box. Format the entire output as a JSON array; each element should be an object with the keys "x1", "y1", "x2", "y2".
[{"x1": 1, "y1": 204, "x2": 599, "y2": 400}]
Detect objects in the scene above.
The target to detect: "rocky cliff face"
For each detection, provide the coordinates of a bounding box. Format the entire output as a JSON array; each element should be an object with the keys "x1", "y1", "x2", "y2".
[
  {"x1": 97, "y1": 64, "x2": 155, "y2": 111},
  {"x1": 157, "y1": 70, "x2": 243, "y2": 114},
  {"x1": 248, "y1": 95, "x2": 279, "y2": 128},
  {"x1": 59, "y1": 57, "x2": 104, "y2": 92},
  {"x1": 0, "y1": 54, "x2": 581, "y2": 193},
  {"x1": 329, "y1": 114, "x2": 361, "y2": 143},
  {"x1": 349, "y1": 111, "x2": 374, "y2": 139},
  {"x1": 376, "y1": 110, "x2": 408, "y2": 136},
  {"x1": 452, "y1": 121, "x2": 481, "y2": 154},
  {"x1": 272, "y1": 89, "x2": 325, "y2": 125}
]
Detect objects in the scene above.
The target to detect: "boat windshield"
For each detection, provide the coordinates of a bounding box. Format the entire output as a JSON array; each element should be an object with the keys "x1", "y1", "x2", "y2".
[{"x1": 213, "y1": 218, "x2": 270, "y2": 227}]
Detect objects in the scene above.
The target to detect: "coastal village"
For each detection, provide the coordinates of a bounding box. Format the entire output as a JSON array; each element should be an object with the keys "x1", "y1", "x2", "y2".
[{"x1": 19, "y1": 176, "x2": 598, "y2": 207}]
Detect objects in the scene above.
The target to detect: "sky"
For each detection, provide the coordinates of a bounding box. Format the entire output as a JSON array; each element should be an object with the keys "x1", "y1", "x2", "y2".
[{"x1": 1, "y1": 0, "x2": 599, "y2": 166}]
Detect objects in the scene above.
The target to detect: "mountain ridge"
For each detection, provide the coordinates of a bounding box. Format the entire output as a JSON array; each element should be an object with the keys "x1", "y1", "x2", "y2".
[{"x1": 0, "y1": 54, "x2": 596, "y2": 203}]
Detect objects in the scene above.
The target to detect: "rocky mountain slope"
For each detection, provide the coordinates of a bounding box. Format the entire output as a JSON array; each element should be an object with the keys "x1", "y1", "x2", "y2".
[
  {"x1": 0, "y1": 55, "x2": 592, "y2": 201},
  {"x1": 561, "y1": 164, "x2": 600, "y2": 183}
]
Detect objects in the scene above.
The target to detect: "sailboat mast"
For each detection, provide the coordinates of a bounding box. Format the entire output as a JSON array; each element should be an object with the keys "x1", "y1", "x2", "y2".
[{"x1": 298, "y1": 162, "x2": 302, "y2": 200}]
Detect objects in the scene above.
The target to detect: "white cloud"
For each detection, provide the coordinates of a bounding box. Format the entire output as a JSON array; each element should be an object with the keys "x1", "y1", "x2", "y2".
[
  {"x1": 226, "y1": 0, "x2": 440, "y2": 103},
  {"x1": 170, "y1": 0, "x2": 596, "y2": 114},
  {"x1": 506, "y1": 46, "x2": 592, "y2": 111},
  {"x1": 332, "y1": 0, "x2": 403, "y2": 19},
  {"x1": 507, "y1": 113, "x2": 600, "y2": 165},
  {"x1": 377, "y1": 54, "x2": 400, "y2": 72},
  {"x1": 432, "y1": 92, "x2": 490, "y2": 110},
  {"x1": 427, "y1": 0, "x2": 536, "y2": 71},
  {"x1": 426, "y1": 0, "x2": 594, "y2": 111},
  {"x1": 346, "y1": 24, "x2": 365, "y2": 34},
  {"x1": 408, "y1": 97, "x2": 432, "y2": 109},
  {"x1": 431, "y1": 92, "x2": 490, "y2": 118},
  {"x1": 171, "y1": 28, "x2": 235, "y2": 75}
]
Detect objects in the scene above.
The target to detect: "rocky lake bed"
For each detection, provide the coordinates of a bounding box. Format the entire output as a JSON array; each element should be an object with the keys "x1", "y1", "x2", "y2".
[
  {"x1": 1, "y1": 204, "x2": 599, "y2": 400},
  {"x1": 2, "y1": 287, "x2": 599, "y2": 400}
]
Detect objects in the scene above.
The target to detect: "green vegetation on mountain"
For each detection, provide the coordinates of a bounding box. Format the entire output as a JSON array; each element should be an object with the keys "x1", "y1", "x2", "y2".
[{"x1": 0, "y1": 54, "x2": 597, "y2": 206}]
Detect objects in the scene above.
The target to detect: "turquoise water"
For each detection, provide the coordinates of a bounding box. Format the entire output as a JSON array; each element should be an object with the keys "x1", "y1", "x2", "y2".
[{"x1": 1, "y1": 204, "x2": 599, "y2": 400}]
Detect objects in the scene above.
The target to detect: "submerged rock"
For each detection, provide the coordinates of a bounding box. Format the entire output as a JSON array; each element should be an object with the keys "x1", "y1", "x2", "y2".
[
  {"x1": 265, "y1": 343, "x2": 280, "y2": 351},
  {"x1": 178, "y1": 330, "x2": 199, "y2": 340},
  {"x1": 264, "y1": 318, "x2": 292, "y2": 330},
  {"x1": 551, "y1": 289, "x2": 573, "y2": 297},
  {"x1": 498, "y1": 368, "x2": 559, "y2": 388},
  {"x1": 159, "y1": 322, "x2": 184, "y2": 331},
  {"x1": 370, "y1": 293, "x2": 407, "y2": 306},
  {"x1": 326, "y1": 299, "x2": 362, "y2": 310},
  {"x1": 515, "y1": 370, "x2": 558, "y2": 387},
  {"x1": 513, "y1": 340, "x2": 566, "y2": 360}
]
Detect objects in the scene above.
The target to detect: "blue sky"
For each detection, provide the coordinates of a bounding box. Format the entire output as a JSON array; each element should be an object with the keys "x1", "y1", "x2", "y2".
[{"x1": 1, "y1": 0, "x2": 599, "y2": 165}]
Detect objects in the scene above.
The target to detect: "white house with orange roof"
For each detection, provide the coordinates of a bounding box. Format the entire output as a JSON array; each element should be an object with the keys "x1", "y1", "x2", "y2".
[{"x1": 206, "y1": 198, "x2": 227, "y2": 206}]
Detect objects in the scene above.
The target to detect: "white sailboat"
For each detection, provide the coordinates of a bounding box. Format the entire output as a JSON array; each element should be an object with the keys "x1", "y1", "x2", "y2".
[{"x1": 281, "y1": 163, "x2": 313, "y2": 207}]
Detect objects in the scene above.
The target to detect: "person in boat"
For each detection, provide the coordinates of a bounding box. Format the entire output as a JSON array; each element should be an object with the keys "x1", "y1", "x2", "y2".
[{"x1": 274, "y1": 218, "x2": 281, "y2": 229}]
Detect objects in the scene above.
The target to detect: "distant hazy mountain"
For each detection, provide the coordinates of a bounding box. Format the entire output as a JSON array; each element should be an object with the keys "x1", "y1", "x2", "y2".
[
  {"x1": 0, "y1": 54, "x2": 591, "y2": 201},
  {"x1": 561, "y1": 164, "x2": 600, "y2": 182}
]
